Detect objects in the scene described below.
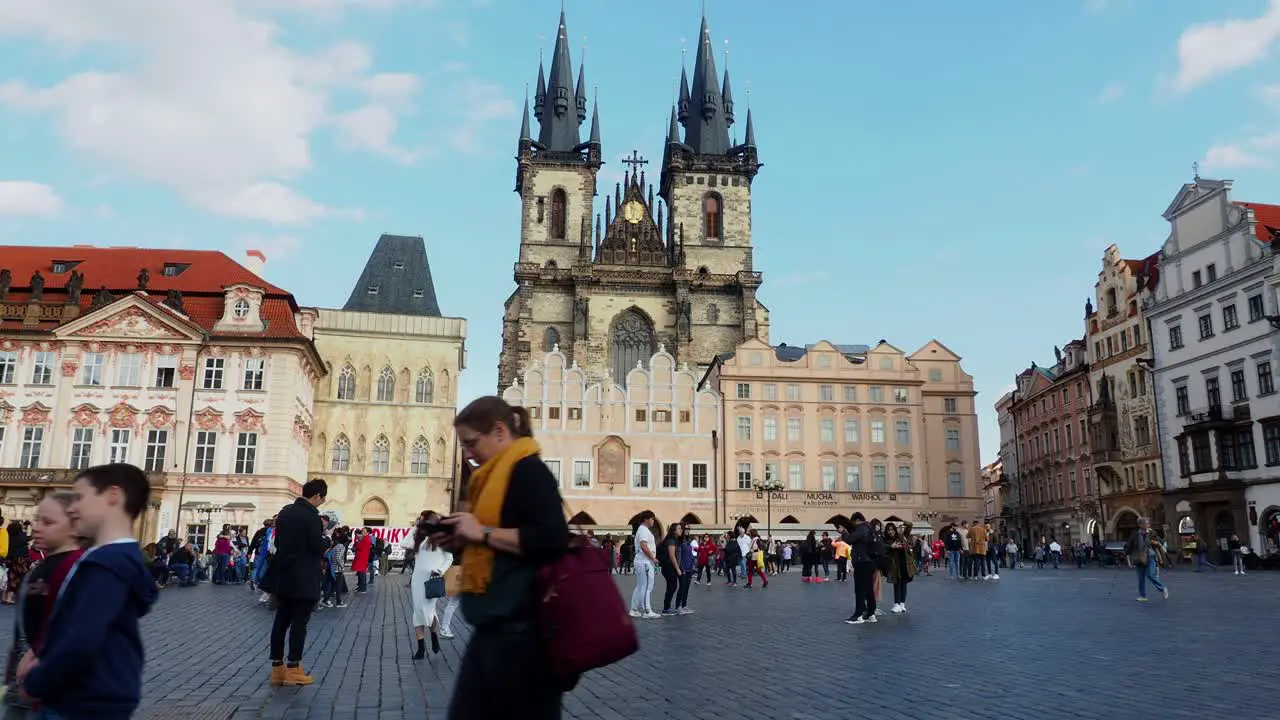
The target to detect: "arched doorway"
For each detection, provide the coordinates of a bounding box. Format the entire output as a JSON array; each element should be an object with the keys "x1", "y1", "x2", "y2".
[
  {"x1": 734, "y1": 515, "x2": 759, "y2": 531},
  {"x1": 825, "y1": 514, "x2": 851, "y2": 530},
  {"x1": 628, "y1": 510, "x2": 661, "y2": 534},
  {"x1": 1213, "y1": 509, "x2": 1236, "y2": 564},
  {"x1": 361, "y1": 497, "x2": 389, "y2": 527},
  {"x1": 1113, "y1": 510, "x2": 1139, "y2": 541},
  {"x1": 680, "y1": 512, "x2": 703, "y2": 526},
  {"x1": 779, "y1": 515, "x2": 800, "y2": 524},
  {"x1": 567, "y1": 511, "x2": 597, "y2": 526}
]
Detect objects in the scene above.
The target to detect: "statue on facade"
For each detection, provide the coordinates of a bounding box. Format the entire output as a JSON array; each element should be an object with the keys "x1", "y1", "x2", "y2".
[
  {"x1": 29, "y1": 271, "x2": 45, "y2": 300},
  {"x1": 1053, "y1": 345, "x2": 1062, "y2": 365},
  {"x1": 137, "y1": 267, "x2": 151, "y2": 291},
  {"x1": 164, "y1": 289, "x2": 186, "y2": 314},
  {"x1": 66, "y1": 270, "x2": 84, "y2": 303},
  {"x1": 90, "y1": 286, "x2": 115, "y2": 311},
  {"x1": 1084, "y1": 298, "x2": 1093, "y2": 318},
  {"x1": 0, "y1": 269, "x2": 10, "y2": 300},
  {"x1": 677, "y1": 299, "x2": 691, "y2": 338},
  {"x1": 574, "y1": 297, "x2": 589, "y2": 338}
]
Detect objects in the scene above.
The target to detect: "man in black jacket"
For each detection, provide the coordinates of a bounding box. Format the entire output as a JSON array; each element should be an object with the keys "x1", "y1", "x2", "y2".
[
  {"x1": 842, "y1": 512, "x2": 878, "y2": 625},
  {"x1": 268, "y1": 478, "x2": 327, "y2": 687}
]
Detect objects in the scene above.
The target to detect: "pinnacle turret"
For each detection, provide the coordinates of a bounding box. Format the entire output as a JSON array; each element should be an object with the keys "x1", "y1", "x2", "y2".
[
  {"x1": 534, "y1": 10, "x2": 582, "y2": 151},
  {"x1": 680, "y1": 14, "x2": 732, "y2": 155}
]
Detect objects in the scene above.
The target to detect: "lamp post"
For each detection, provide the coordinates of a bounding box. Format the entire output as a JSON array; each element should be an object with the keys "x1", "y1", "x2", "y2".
[
  {"x1": 752, "y1": 478, "x2": 784, "y2": 539},
  {"x1": 193, "y1": 502, "x2": 222, "y2": 551}
]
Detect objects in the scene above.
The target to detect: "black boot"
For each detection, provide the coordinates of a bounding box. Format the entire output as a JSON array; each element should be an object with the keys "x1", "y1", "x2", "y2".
[
  {"x1": 430, "y1": 631, "x2": 441, "y2": 654},
  {"x1": 413, "y1": 638, "x2": 425, "y2": 660}
]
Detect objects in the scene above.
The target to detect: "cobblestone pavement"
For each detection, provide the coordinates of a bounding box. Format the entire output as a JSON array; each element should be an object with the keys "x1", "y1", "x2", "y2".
[{"x1": 0, "y1": 564, "x2": 1272, "y2": 719}]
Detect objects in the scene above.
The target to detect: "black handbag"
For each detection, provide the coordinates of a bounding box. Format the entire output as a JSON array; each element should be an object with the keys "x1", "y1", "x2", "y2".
[{"x1": 423, "y1": 573, "x2": 446, "y2": 599}]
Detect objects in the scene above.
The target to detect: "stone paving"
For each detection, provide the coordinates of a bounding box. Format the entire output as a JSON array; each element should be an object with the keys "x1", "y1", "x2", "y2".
[{"x1": 0, "y1": 564, "x2": 1273, "y2": 719}]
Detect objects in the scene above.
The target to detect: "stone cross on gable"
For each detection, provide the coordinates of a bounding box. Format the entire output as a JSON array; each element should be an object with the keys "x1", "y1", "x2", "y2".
[{"x1": 621, "y1": 150, "x2": 648, "y2": 172}]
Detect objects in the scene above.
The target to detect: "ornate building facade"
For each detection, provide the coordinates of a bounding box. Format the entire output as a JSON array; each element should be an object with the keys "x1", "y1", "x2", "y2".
[
  {"x1": 309, "y1": 235, "x2": 466, "y2": 527},
  {"x1": 704, "y1": 339, "x2": 983, "y2": 535},
  {"x1": 0, "y1": 246, "x2": 323, "y2": 545},
  {"x1": 497, "y1": 10, "x2": 768, "y2": 392},
  {"x1": 995, "y1": 389, "x2": 1022, "y2": 540},
  {"x1": 1085, "y1": 244, "x2": 1164, "y2": 540},
  {"x1": 501, "y1": 346, "x2": 719, "y2": 532}
]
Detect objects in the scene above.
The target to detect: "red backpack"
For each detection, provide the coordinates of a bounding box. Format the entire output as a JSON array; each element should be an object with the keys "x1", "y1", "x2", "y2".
[{"x1": 535, "y1": 535, "x2": 639, "y2": 688}]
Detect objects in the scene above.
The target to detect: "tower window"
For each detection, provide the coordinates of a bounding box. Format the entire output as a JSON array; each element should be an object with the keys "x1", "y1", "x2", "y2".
[
  {"x1": 367, "y1": 285, "x2": 379, "y2": 295},
  {"x1": 550, "y1": 189, "x2": 567, "y2": 240},
  {"x1": 413, "y1": 289, "x2": 425, "y2": 298},
  {"x1": 393, "y1": 262, "x2": 405, "y2": 270},
  {"x1": 703, "y1": 193, "x2": 723, "y2": 240}
]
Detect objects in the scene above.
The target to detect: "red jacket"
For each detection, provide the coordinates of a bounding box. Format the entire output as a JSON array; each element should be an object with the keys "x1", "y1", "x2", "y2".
[
  {"x1": 696, "y1": 542, "x2": 715, "y2": 565},
  {"x1": 351, "y1": 535, "x2": 372, "y2": 573}
]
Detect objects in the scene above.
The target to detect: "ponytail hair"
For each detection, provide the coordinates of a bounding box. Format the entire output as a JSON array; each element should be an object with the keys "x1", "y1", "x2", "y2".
[{"x1": 455, "y1": 396, "x2": 534, "y2": 439}]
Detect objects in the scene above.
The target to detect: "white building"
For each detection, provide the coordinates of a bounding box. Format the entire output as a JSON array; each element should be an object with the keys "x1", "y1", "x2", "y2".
[{"x1": 1146, "y1": 178, "x2": 1280, "y2": 557}]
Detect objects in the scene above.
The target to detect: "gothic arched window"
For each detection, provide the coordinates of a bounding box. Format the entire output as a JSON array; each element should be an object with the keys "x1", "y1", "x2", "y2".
[
  {"x1": 337, "y1": 364, "x2": 356, "y2": 400},
  {"x1": 703, "y1": 193, "x2": 723, "y2": 239},
  {"x1": 611, "y1": 310, "x2": 655, "y2": 385},
  {"x1": 331, "y1": 434, "x2": 351, "y2": 472},
  {"x1": 376, "y1": 366, "x2": 396, "y2": 402},
  {"x1": 707, "y1": 303, "x2": 720, "y2": 324},
  {"x1": 410, "y1": 436, "x2": 430, "y2": 475},
  {"x1": 545, "y1": 326, "x2": 560, "y2": 351},
  {"x1": 550, "y1": 189, "x2": 567, "y2": 240},
  {"x1": 415, "y1": 369, "x2": 434, "y2": 404},
  {"x1": 372, "y1": 435, "x2": 390, "y2": 473}
]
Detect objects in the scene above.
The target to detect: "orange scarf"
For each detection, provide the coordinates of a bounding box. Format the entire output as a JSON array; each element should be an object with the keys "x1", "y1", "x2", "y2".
[{"x1": 459, "y1": 436, "x2": 540, "y2": 594}]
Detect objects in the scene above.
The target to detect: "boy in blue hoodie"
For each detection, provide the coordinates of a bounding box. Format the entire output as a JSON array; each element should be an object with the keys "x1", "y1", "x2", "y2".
[{"x1": 18, "y1": 463, "x2": 159, "y2": 720}]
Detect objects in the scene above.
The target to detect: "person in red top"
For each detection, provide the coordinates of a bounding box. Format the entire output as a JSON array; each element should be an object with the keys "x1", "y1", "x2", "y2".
[
  {"x1": 213, "y1": 531, "x2": 234, "y2": 584},
  {"x1": 351, "y1": 529, "x2": 373, "y2": 593},
  {"x1": 695, "y1": 535, "x2": 715, "y2": 585}
]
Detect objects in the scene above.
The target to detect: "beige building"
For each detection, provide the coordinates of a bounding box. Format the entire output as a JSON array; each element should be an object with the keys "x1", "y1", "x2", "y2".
[
  {"x1": 309, "y1": 235, "x2": 466, "y2": 527},
  {"x1": 502, "y1": 346, "x2": 720, "y2": 532},
  {"x1": 0, "y1": 245, "x2": 324, "y2": 546},
  {"x1": 703, "y1": 339, "x2": 983, "y2": 535},
  {"x1": 981, "y1": 459, "x2": 1004, "y2": 524}
]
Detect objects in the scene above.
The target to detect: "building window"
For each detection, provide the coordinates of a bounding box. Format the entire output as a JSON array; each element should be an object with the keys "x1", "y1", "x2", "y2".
[
  {"x1": 662, "y1": 462, "x2": 679, "y2": 490},
  {"x1": 611, "y1": 310, "x2": 656, "y2": 386},
  {"x1": 367, "y1": 285, "x2": 379, "y2": 296},
  {"x1": 893, "y1": 387, "x2": 909, "y2": 403},
  {"x1": 821, "y1": 464, "x2": 837, "y2": 491},
  {"x1": 736, "y1": 416, "x2": 751, "y2": 440},
  {"x1": 819, "y1": 385, "x2": 834, "y2": 402},
  {"x1": 410, "y1": 437, "x2": 430, "y2": 475},
  {"x1": 703, "y1": 193, "x2": 723, "y2": 239},
  {"x1": 631, "y1": 461, "x2": 650, "y2": 489},
  {"x1": 763, "y1": 384, "x2": 777, "y2": 401},
  {"x1": 870, "y1": 420, "x2": 885, "y2": 443},
  {"x1": 1192, "y1": 270, "x2": 1202, "y2": 288},
  {"x1": 235, "y1": 432, "x2": 258, "y2": 474},
  {"x1": 880, "y1": 357, "x2": 893, "y2": 370},
  {"x1": 544, "y1": 327, "x2": 560, "y2": 351},
  {"x1": 1264, "y1": 423, "x2": 1280, "y2": 466},
  {"x1": 895, "y1": 419, "x2": 910, "y2": 446},
  {"x1": 1224, "y1": 304, "x2": 1240, "y2": 330},
  {"x1": 653, "y1": 409, "x2": 670, "y2": 423},
  {"x1": 549, "y1": 188, "x2": 567, "y2": 239},
  {"x1": 1206, "y1": 376, "x2": 1221, "y2": 411},
  {"x1": 787, "y1": 417, "x2": 802, "y2": 442},
  {"x1": 232, "y1": 299, "x2": 251, "y2": 318},
  {"x1": 1231, "y1": 369, "x2": 1248, "y2": 402},
  {"x1": 414, "y1": 369, "x2": 435, "y2": 403},
  {"x1": 69, "y1": 427, "x2": 93, "y2": 470},
  {"x1": 948, "y1": 471, "x2": 963, "y2": 497},
  {"x1": 1206, "y1": 263, "x2": 1217, "y2": 282},
  {"x1": 154, "y1": 356, "x2": 177, "y2": 388},
  {"x1": 736, "y1": 462, "x2": 753, "y2": 489},
  {"x1": 337, "y1": 365, "x2": 357, "y2": 400},
  {"x1": 1248, "y1": 294, "x2": 1265, "y2": 322},
  {"x1": 786, "y1": 384, "x2": 801, "y2": 401},
  {"x1": 109, "y1": 429, "x2": 131, "y2": 464},
  {"x1": 573, "y1": 460, "x2": 592, "y2": 488},
  {"x1": 0, "y1": 351, "x2": 15, "y2": 384},
  {"x1": 929, "y1": 369, "x2": 943, "y2": 382},
  {"x1": 946, "y1": 429, "x2": 960, "y2": 452},
  {"x1": 764, "y1": 462, "x2": 780, "y2": 486},
  {"x1": 844, "y1": 418, "x2": 859, "y2": 444},
  {"x1": 1191, "y1": 434, "x2": 1212, "y2": 473},
  {"x1": 145, "y1": 430, "x2": 168, "y2": 472},
  {"x1": 787, "y1": 462, "x2": 802, "y2": 490},
  {"x1": 332, "y1": 435, "x2": 351, "y2": 471},
  {"x1": 19, "y1": 427, "x2": 43, "y2": 468},
  {"x1": 736, "y1": 383, "x2": 751, "y2": 399},
  {"x1": 243, "y1": 358, "x2": 265, "y2": 391},
  {"x1": 869, "y1": 386, "x2": 884, "y2": 403},
  {"x1": 763, "y1": 417, "x2": 777, "y2": 441},
  {"x1": 548, "y1": 407, "x2": 561, "y2": 420},
  {"x1": 820, "y1": 418, "x2": 836, "y2": 443},
  {"x1": 1169, "y1": 325, "x2": 1183, "y2": 350},
  {"x1": 896, "y1": 465, "x2": 912, "y2": 492},
  {"x1": 116, "y1": 353, "x2": 142, "y2": 387},
  {"x1": 1198, "y1": 314, "x2": 1214, "y2": 340},
  {"x1": 707, "y1": 304, "x2": 720, "y2": 323},
  {"x1": 369, "y1": 435, "x2": 390, "y2": 473},
  {"x1": 194, "y1": 431, "x2": 216, "y2": 473},
  {"x1": 944, "y1": 397, "x2": 958, "y2": 413},
  {"x1": 691, "y1": 462, "x2": 709, "y2": 490},
  {"x1": 1175, "y1": 385, "x2": 1190, "y2": 415},
  {"x1": 202, "y1": 358, "x2": 225, "y2": 390},
  {"x1": 679, "y1": 410, "x2": 691, "y2": 423},
  {"x1": 80, "y1": 353, "x2": 104, "y2": 386},
  {"x1": 843, "y1": 385, "x2": 857, "y2": 402},
  {"x1": 1134, "y1": 416, "x2": 1151, "y2": 447},
  {"x1": 31, "y1": 352, "x2": 54, "y2": 385},
  {"x1": 376, "y1": 367, "x2": 396, "y2": 402},
  {"x1": 872, "y1": 464, "x2": 887, "y2": 492},
  {"x1": 845, "y1": 464, "x2": 861, "y2": 490},
  {"x1": 544, "y1": 460, "x2": 561, "y2": 487},
  {"x1": 1260, "y1": 362, "x2": 1276, "y2": 395}
]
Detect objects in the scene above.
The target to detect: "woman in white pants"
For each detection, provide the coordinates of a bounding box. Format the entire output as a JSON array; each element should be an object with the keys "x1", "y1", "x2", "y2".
[
  {"x1": 401, "y1": 511, "x2": 453, "y2": 660},
  {"x1": 629, "y1": 512, "x2": 660, "y2": 618}
]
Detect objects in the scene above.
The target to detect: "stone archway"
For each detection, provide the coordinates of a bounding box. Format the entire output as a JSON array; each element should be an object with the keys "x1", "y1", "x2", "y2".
[
  {"x1": 680, "y1": 512, "x2": 704, "y2": 526},
  {"x1": 361, "y1": 497, "x2": 390, "y2": 526},
  {"x1": 1112, "y1": 509, "x2": 1139, "y2": 541}
]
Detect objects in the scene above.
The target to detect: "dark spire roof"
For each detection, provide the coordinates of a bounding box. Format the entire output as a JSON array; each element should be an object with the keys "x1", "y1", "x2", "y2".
[
  {"x1": 519, "y1": 92, "x2": 531, "y2": 144},
  {"x1": 722, "y1": 67, "x2": 736, "y2": 127},
  {"x1": 681, "y1": 15, "x2": 732, "y2": 155},
  {"x1": 342, "y1": 234, "x2": 442, "y2": 317},
  {"x1": 677, "y1": 67, "x2": 690, "y2": 124},
  {"x1": 589, "y1": 97, "x2": 601, "y2": 145},
  {"x1": 575, "y1": 64, "x2": 588, "y2": 125},
  {"x1": 667, "y1": 105, "x2": 680, "y2": 144},
  {"x1": 535, "y1": 10, "x2": 582, "y2": 151},
  {"x1": 744, "y1": 107, "x2": 756, "y2": 147},
  {"x1": 534, "y1": 61, "x2": 546, "y2": 123}
]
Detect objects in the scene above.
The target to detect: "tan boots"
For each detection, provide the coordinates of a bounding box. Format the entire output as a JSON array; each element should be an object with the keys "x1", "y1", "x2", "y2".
[{"x1": 269, "y1": 663, "x2": 314, "y2": 686}]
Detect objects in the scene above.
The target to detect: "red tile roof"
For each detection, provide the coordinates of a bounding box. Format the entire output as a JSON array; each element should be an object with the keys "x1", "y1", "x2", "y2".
[
  {"x1": 0, "y1": 245, "x2": 305, "y2": 339},
  {"x1": 1235, "y1": 202, "x2": 1280, "y2": 244}
]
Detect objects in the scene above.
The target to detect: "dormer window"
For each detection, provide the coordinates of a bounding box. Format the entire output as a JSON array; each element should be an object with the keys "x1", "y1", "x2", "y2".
[
  {"x1": 51, "y1": 260, "x2": 79, "y2": 274},
  {"x1": 413, "y1": 289, "x2": 425, "y2": 298},
  {"x1": 162, "y1": 263, "x2": 189, "y2": 277},
  {"x1": 232, "y1": 299, "x2": 251, "y2": 318},
  {"x1": 393, "y1": 262, "x2": 405, "y2": 270},
  {"x1": 367, "y1": 285, "x2": 379, "y2": 296}
]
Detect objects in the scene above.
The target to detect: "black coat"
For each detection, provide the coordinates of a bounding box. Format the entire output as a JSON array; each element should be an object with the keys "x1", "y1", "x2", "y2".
[{"x1": 270, "y1": 498, "x2": 325, "y2": 600}]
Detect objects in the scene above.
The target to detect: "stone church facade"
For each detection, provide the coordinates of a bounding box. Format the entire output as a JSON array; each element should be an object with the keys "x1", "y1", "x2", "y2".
[{"x1": 497, "y1": 10, "x2": 769, "y2": 391}]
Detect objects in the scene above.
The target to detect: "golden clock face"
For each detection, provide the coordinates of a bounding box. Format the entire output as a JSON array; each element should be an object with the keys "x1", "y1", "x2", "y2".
[{"x1": 623, "y1": 200, "x2": 644, "y2": 224}]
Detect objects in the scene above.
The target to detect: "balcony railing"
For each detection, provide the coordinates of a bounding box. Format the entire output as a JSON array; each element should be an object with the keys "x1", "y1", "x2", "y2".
[
  {"x1": 1183, "y1": 404, "x2": 1250, "y2": 429},
  {"x1": 1093, "y1": 449, "x2": 1123, "y2": 464},
  {"x1": 0, "y1": 468, "x2": 168, "y2": 486}
]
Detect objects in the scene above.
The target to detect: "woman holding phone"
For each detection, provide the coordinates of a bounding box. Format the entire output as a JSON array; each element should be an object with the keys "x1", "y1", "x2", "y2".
[{"x1": 402, "y1": 511, "x2": 453, "y2": 660}]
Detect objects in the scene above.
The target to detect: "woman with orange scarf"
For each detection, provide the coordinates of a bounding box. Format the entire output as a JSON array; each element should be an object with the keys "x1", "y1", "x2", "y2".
[{"x1": 433, "y1": 397, "x2": 570, "y2": 720}]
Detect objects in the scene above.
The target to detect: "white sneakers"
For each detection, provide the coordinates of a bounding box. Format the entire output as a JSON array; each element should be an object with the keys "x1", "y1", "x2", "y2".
[
  {"x1": 1234, "y1": 570, "x2": 1247, "y2": 575},
  {"x1": 891, "y1": 603, "x2": 907, "y2": 613}
]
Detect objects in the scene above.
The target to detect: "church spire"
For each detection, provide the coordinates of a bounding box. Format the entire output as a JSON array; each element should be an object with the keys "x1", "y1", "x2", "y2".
[
  {"x1": 722, "y1": 67, "x2": 735, "y2": 127},
  {"x1": 743, "y1": 107, "x2": 756, "y2": 148},
  {"x1": 535, "y1": 10, "x2": 581, "y2": 151},
  {"x1": 682, "y1": 14, "x2": 732, "y2": 155},
  {"x1": 534, "y1": 60, "x2": 546, "y2": 123},
  {"x1": 575, "y1": 64, "x2": 588, "y2": 126},
  {"x1": 519, "y1": 91, "x2": 531, "y2": 145},
  {"x1": 588, "y1": 96, "x2": 601, "y2": 147}
]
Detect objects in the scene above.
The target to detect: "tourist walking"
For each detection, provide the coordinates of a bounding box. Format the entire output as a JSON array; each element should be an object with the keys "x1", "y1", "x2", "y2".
[
  {"x1": 351, "y1": 528, "x2": 372, "y2": 593},
  {"x1": 1124, "y1": 516, "x2": 1169, "y2": 602},
  {"x1": 267, "y1": 478, "x2": 328, "y2": 686},
  {"x1": 659, "y1": 523, "x2": 683, "y2": 615},
  {"x1": 721, "y1": 529, "x2": 742, "y2": 586},
  {"x1": 629, "y1": 511, "x2": 660, "y2": 618},
  {"x1": 843, "y1": 513, "x2": 878, "y2": 624},
  {"x1": 403, "y1": 511, "x2": 453, "y2": 659}
]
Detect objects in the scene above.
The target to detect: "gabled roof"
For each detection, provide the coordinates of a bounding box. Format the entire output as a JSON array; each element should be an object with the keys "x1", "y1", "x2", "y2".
[
  {"x1": 1237, "y1": 201, "x2": 1280, "y2": 244},
  {"x1": 342, "y1": 234, "x2": 442, "y2": 317}
]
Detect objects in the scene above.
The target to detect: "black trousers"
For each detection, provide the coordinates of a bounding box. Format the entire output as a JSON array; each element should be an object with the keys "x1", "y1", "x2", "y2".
[
  {"x1": 450, "y1": 622, "x2": 562, "y2": 720},
  {"x1": 661, "y1": 565, "x2": 679, "y2": 611},
  {"x1": 270, "y1": 597, "x2": 315, "y2": 663},
  {"x1": 836, "y1": 558, "x2": 848, "y2": 581},
  {"x1": 852, "y1": 562, "x2": 877, "y2": 618},
  {"x1": 675, "y1": 571, "x2": 693, "y2": 608},
  {"x1": 893, "y1": 578, "x2": 908, "y2": 604}
]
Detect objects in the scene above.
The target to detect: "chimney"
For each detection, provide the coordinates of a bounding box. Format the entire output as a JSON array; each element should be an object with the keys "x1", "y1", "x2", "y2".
[{"x1": 242, "y1": 249, "x2": 267, "y2": 278}]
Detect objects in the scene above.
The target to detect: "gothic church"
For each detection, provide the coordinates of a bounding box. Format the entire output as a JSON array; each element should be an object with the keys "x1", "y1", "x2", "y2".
[{"x1": 497, "y1": 10, "x2": 768, "y2": 391}]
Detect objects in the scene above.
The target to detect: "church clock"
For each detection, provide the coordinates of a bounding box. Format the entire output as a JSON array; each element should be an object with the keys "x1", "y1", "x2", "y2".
[{"x1": 622, "y1": 200, "x2": 644, "y2": 224}]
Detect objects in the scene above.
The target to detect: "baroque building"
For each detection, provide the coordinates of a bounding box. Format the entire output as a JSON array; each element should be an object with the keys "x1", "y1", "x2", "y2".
[
  {"x1": 0, "y1": 246, "x2": 323, "y2": 546},
  {"x1": 497, "y1": 10, "x2": 767, "y2": 391},
  {"x1": 995, "y1": 389, "x2": 1022, "y2": 541},
  {"x1": 704, "y1": 339, "x2": 983, "y2": 535},
  {"x1": 1146, "y1": 177, "x2": 1280, "y2": 557},
  {"x1": 501, "y1": 346, "x2": 719, "y2": 532},
  {"x1": 1084, "y1": 244, "x2": 1164, "y2": 540},
  {"x1": 310, "y1": 235, "x2": 466, "y2": 527}
]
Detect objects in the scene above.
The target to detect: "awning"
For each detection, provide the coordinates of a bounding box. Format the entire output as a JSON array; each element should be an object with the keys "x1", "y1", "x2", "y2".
[
  {"x1": 223, "y1": 502, "x2": 257, "y2": 510},
  {"x1": 911, "y1": 524, "x2": 935, "y2": 536}
]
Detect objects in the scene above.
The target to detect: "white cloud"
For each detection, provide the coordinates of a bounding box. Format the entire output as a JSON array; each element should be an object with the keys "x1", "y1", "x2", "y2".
[
  {"x1": 208, "y1": 182, "x2": 363, "y2": 224},
  {"x1": 447, "y1": 78, "x2": 518, "y2": 154},
  {"x1": 1174, "y1": 0, "x2": 1280, "y2": 93},
  {"x1": 334, "y1": 105, "x2": 417, "y2": 162},
  {"x1": 1260, "y1": 83, "x2": 1280, "y2": 109},
  {"x1": 0, "y1": 181, "x2": 66, "y2": 217},
  {"x1": 773, "y1": 270, "x2": 829, "y2": 288},
  {"x1": 91, "y1": 203, "x2": 117, "y2": 220},
  {"x1": 1203, "y1": 143, "x2": 1273, "y2": 170},
  {"x1": 1094, "y1": 81, "x2": 1124, "y2": 104}
]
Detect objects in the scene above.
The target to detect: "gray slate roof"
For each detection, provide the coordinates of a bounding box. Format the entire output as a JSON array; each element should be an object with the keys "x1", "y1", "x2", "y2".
[{"x1": 342, "y1": 234, "x2": 442, "y2": 316}]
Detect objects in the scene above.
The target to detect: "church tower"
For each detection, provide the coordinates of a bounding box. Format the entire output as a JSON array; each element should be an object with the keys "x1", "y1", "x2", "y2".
[{"x1": 497, "y1": 10, "x2": 766, "y2": 392}]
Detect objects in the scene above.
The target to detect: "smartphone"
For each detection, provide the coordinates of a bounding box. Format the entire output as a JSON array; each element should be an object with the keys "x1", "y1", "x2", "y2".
[{"x1": 421, "y1": 521, "x2": 454, "y2": 535}]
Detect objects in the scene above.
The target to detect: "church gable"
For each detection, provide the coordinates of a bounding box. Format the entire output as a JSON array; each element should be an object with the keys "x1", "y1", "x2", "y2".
[
  {"x1": 55, "y1": 295, "x2": 204, "y2": 343},
  {"x1": 598, "y1": 167, "x2": 670, "y2": 267},
  {"x1": 908, "y1": 339, "x2": 961, "y2": 362}
]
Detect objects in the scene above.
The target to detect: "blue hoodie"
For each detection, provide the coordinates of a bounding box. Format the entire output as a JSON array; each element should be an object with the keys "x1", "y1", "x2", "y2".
[{"x1": 24, "y1": 540, "x2": 159, "y2": 720}]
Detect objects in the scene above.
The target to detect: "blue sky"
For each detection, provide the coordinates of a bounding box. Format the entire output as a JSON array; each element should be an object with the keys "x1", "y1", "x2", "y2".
[{"x1": 2, "y1": 0, "x2": 1280, "y2": 460}]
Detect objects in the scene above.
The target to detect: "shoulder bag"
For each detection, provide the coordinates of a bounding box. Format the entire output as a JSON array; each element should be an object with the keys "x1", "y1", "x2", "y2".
[{"x1": 423, "y1": 572, "x2": 446, "y2": 599}]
